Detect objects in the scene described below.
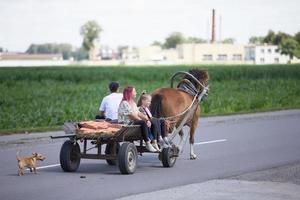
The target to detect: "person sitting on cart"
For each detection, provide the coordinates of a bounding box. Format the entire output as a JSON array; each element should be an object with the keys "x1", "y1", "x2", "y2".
[
  {"x1": 96, "y1": 81, "x2": 123, "y2": 122},
  {"x1": 137, "y1": 91, "x2": 171, "y2": 150},
  {"x1": 137, "y1": 91, "x2": 161, "y2": 151},
  {"x1": 118, "y1": 86, "x2": 157, "y2": 152}
]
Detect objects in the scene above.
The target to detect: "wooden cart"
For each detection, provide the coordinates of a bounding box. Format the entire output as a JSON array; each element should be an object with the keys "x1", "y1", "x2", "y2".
[
  {"x1": 51, "y1": 122, "x2": 178, "y2": 174},
  {"x1": 51, "y1": 71, "x2": 208, "y2": 174}
]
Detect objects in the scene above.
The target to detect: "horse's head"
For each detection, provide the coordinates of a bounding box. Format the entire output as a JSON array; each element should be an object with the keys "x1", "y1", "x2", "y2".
[{"x1": 184, "y1": 69, "x2": 209, "y2": 90}]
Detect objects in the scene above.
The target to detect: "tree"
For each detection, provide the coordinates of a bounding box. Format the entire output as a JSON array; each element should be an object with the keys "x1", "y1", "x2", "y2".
[
  {"x1": 221, "y1": 38, "x2": 235, "y2": 44},
  {"x1": 278, "y1": 38, "x2": 299, "y2": 60},
  {"x1": 294, "y1": 31, "x2": 300, "y2": 44},
  {"x1": 59, "y1": 44, "x2": 73, "y2": 60},
  {"x1": 294, "y1": 47, "x2": 300, "y2": 59},
  {"x1": 72, "y1": 47, "x2": 88, "y2": 61},
  {"x1": 263, "y1": 30, "x2": 276, "y2": 44},
  {"x1": 80, "y1": 20, "x2": 102, "y2": 53},
  {"x1": 249, "y1": 36, "x2": 264, "y2": 44},
  {"x1": 0, "y1": 47, "x2": 3, "y2": 52},
  {"x1": 261, "y1": 30, "x2": 300, "y2": 60},
  {"x1": 263, "y1": 30, "x2": 292, "y2": 45},
  {"x1": 151, "y1": 41, "x2": 162, "y2": 47},
  {"x1": 26, "y1": 43, "x2": 73, "y2": 60},
  {"x1": 163, "y1": 32, "x2": 185, "y2": 49},
  {"x1": 185, "y1": 37, "x2": 206, "y2": 44},
  {"x1": 273, "y1": 32, "x2": 292, "y2": 45}
]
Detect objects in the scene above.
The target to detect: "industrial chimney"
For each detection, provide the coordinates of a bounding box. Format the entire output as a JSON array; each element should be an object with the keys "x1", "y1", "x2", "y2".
[{"x1": 211, "y1": 9, "x2": 216, "y2": 43}]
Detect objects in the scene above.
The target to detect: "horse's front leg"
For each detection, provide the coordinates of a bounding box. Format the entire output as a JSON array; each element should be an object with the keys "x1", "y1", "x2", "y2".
[
  {"x1": 177, "y1": 130, "x2": 185, "y2": 152},
  {"x1": 190, "y1": 143, "x2": 196, "y2": 160},
  {"x1": 189, "y1": 118, "x2": 198, "y2": 160}
]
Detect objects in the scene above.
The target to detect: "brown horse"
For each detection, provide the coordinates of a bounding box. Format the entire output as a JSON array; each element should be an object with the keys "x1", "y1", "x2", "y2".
[{"x1": 150, "y1": 69, "x2": 209, "y2": 159}]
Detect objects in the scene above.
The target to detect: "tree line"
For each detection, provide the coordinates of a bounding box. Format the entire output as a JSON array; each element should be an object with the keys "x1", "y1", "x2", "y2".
[
  {"x1": 151, "y1": 32, "x2": 235, "y2": 49},
  {"x1": 249, "y1": 30, "x2": 300, "y2": 59}
]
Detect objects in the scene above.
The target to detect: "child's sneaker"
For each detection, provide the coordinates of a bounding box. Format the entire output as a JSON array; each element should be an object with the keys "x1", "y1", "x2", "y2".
[
  {"x1": 146, "y1": 141, "x2": 157, "y2": 152},
  {"x1": 152, "y1": 142, "x2": 161, "y2": 152}
]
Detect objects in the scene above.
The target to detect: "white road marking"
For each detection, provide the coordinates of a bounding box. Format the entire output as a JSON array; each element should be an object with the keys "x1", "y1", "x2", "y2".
[
  {"x1": 194, "y1": 139, "x2": 227, "y2": 145},
  {"x1": 25, "y1": 164, "x2": 60, "y2": 170}
]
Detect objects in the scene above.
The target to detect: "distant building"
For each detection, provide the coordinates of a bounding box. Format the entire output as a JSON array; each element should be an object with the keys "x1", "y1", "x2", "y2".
[
  {"x1": 121, "y1": 47, "x2": 139, "y2": 61},
  {"x1": 99, "y1": 43, "x2": 299, "y2": 65},
  {"x1": 99, "y1": 46, "x2": 114, "y2": 60},
  {"x1": 132, "y1": 46, "x2": 179, "y2": 64},
  {"x1": 177, "y1": 43, "x2": 245, "y2": 64},
  {"x1": 138, "y1": 45, "x2": 162, "y2": 61},
  {"x1": 121, "y1": 43, "x2": 245, "y2": 65},
  {"x1": 245, "y1": 44, "x2": 290, "y2": 64},
  {"x1": 0, "y1": 52, "x2": 63, "y2": 60},
  {"x1": 161, "y1": 48, "x2": 179, "y2": 62}
]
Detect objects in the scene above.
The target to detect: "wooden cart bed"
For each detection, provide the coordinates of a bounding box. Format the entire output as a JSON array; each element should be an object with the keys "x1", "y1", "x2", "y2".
[{"x1": 75, "y1": 120, "x2": 141, "y2": 141}]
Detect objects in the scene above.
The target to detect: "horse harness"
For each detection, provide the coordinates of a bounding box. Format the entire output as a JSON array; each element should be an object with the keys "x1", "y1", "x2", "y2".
[{"x1": 177, "y1": 79, "x2": 207, "y2": 102}]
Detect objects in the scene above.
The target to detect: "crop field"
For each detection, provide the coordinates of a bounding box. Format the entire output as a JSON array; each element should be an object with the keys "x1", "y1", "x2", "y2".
[{"x1": 0, "y1": 64, "x2": 300, "y2": 134}]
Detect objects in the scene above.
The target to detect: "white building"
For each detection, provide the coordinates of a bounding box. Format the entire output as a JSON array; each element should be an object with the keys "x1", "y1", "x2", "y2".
[
  {"x1": 177, "y1": 43, "x2": 245, "y2": 64},
  {"x1": 138, "y1": 45, "x2": 162, "y2": 61},
  {"x1": 120, "y1": 43, "x2": 299, "y2": 65},
  {"x1": 134, "y1": 43, "x2": 245, "y2": 64},
  {"x1": 245, "y1": 44, "x2": 290, "y2": 64},
  {"x1": 99, "y1": 46, "x2": 117, "y2": 60},
  {"x1": 121, "y1": 46, "x2": 139, "y2": 61},
  {"x1": 138, "y1": 46, "x2": 179, "y2": 63}
]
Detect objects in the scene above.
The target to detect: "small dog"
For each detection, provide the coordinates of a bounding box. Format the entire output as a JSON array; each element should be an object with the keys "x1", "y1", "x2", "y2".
[{"x1": 16, "y1": 151, "x2": 45, "y2": 176}]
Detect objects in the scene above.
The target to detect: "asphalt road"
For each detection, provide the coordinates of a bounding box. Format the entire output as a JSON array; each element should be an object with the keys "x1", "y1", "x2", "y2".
[{"x1": 0, "y1": 110, "x2": 300, "y2": 200}]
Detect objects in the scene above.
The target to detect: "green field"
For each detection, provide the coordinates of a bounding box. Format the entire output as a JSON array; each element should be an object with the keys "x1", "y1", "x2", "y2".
[{"x1": 1, "y1": 64, "x2": 300, "y2": 134}]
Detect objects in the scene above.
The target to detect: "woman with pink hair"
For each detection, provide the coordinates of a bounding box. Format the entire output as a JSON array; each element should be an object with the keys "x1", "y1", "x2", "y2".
[{"x1": 118, "y1": 86, "x2": 157, "y2": 152}]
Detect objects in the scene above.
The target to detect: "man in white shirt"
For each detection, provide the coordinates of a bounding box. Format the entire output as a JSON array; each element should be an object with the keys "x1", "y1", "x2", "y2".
[{"x1": 96, "y1": 81, "x2": 123, "y2": 121}]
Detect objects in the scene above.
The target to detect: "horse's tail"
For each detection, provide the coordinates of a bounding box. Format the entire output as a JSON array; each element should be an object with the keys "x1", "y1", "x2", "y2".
[{"x1": 150, "y1": 94, "x2": 163, "y2": 118}]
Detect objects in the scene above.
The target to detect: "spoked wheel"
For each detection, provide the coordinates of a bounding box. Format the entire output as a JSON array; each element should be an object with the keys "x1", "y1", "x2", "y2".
[
  {"x1": 60, "y1": 140, "x2": 81, "y2": 172},
  {"x1": 118, "y1": 142, "x2": 138, "y2": 174},
  {"x1": 161, "y1": 147, "x2": 177, "y2": 168},
  {"x1": 105, "y1": 142, "x2": 120, "y2": 165}
]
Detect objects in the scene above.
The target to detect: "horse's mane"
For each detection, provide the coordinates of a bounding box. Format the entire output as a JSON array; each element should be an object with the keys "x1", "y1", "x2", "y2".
[{"x1": 184, "y1": 69, "x2": 209, "y2": 88}]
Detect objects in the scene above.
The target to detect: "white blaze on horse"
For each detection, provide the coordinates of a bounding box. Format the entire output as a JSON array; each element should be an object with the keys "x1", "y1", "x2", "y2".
[{"x1": 150, "y1": 69, "x2": 209, "y2": 159}]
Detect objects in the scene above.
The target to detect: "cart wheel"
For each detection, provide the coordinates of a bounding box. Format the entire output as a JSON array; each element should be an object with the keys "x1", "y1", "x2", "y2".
[
  {"x1": 118, "y1": 142, "x2": 137, "y2": 174},
  {"x1": 105, "y1": 142, "x2": 120, "y2": 165},
  {"x1": 60, "y1": 140, "x2": 81, "y2": 172},
  {"x1": 161, "y1": 147, "x2": 176, "y2": 168}
]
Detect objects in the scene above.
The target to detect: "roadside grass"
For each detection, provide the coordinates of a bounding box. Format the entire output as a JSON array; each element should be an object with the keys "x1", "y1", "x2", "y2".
[
  {"x1": 0, "y1": 64, "x2": 300, "y2": 134},
  {"x1": 202, "y1": 79, "x2": 300, "y2": 115}
]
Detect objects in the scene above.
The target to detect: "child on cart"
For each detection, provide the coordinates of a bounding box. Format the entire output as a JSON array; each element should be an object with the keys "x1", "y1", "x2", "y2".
[{"x1": 137, "y1": 91, "x2": 171, "y2": 150}]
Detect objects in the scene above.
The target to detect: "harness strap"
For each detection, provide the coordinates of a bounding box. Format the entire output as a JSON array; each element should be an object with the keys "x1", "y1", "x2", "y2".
[
  {"x1": 152, "y1": 79, "x2": 206, "y2": 122},
  {"x1": 177, "y1": 79, "x2": 198, "y2": 97}
]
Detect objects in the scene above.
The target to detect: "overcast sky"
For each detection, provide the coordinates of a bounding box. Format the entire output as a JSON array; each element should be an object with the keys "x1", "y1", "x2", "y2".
[{"x1": 0, "y1": 0, "x2": 299, "y2": 52}]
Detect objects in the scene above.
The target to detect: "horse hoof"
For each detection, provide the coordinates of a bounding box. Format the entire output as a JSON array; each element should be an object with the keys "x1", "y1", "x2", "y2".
[{"x1": 190, "y1": 154, "x2": 197, "y2": 160}]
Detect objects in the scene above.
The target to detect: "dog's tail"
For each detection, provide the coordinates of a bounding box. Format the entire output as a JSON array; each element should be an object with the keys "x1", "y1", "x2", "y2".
[{"x1": 16, "y1": 149, "x2": 21, "y2": 161}]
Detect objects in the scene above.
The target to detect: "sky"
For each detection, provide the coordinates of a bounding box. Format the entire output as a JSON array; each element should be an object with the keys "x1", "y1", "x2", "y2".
[{"x1": 0, "y1": 0, "x2": 299, "y2": 52}]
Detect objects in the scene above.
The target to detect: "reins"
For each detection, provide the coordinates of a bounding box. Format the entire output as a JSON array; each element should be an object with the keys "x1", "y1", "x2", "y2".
[{"x1": 153, "y1": 94, "x2": 198, "y2": 122}]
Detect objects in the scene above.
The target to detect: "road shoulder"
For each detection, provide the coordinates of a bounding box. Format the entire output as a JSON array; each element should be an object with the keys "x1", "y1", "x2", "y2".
[{"x1": 117, "y1": 162, "x2": 300, "y2": 200}]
